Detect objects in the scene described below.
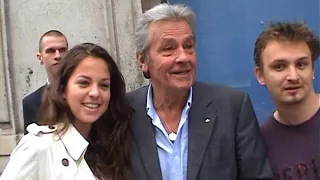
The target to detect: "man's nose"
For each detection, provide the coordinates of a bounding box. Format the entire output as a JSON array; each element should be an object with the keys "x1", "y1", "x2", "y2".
[
  {"x1": 54, "y1": 50, "x2": 62, "y2": 60},
  {"x1": 175, "y1": 47, "x2": 190, "y2": 63},
  {"x1": 287, "y1": 67, "x2": 300, "y2": 81}
]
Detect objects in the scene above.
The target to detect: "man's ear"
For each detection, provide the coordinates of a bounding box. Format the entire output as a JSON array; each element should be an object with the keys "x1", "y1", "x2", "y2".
[
  {"x1": 255, "y1": 66, "x2": 266, "y2": 85},
  {"x1": 137, "y1": 54, "x2": 150, "y2": 79},
  {"x1": 37, "y1": 53, "x2": 43, "y2": 65},
  {"x1": 137, "y1": 54, "x2": 148, "y2": 71}
]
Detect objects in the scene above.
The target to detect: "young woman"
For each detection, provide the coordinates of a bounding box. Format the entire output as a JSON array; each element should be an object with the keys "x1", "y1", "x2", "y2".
[{"x1": 1, "y1": 43, "x2": 131, "y2": 180}]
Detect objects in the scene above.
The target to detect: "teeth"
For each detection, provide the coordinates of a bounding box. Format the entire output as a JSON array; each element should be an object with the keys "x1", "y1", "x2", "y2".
[
  {"x1": 179, "y1": 70, "x2": 189, "y2": 74},
  {"x1": 174, "y1": 71, "x2": 188, "y2": 74},
  {"x1": 83, "y1": 103, "x2": 99, "y2": 108}
]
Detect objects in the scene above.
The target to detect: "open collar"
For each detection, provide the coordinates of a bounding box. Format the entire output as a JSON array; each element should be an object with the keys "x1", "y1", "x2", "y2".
[{"x1": 60, "y1": 124, "x2": 89, "y2": 161}]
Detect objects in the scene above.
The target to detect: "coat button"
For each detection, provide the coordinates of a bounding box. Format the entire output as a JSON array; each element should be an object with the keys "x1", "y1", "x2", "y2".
[{"x1": 62, "y1": 158, "x2": 69, "y2": 166}]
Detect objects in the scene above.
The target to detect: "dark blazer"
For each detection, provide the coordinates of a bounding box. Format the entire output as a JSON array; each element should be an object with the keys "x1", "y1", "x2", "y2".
[
  {"x1": 22, "y1": 85, "x2": 46, "y2": 134},
  {"x1": 127, "y1": 81, "x2": 273, "y2": 180}
]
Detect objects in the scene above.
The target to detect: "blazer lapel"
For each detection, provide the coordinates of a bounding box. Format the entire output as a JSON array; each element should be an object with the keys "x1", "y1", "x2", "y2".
[
  {"x1": 187, "y1": 83, "x2": 217, "y2": 180},
  {"x1": 130, "y1": 87, "x2": 163, "y2": 180}
]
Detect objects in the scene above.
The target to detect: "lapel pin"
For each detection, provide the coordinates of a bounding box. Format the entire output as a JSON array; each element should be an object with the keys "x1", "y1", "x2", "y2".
[{"x1": 205, "y1": 118, "x2": 210, "y2": 123}]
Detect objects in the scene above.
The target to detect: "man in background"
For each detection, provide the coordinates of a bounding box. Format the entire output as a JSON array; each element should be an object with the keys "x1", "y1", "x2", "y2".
[{"x1": 23, "y1": 30, "x2": 68, "y2": 133}]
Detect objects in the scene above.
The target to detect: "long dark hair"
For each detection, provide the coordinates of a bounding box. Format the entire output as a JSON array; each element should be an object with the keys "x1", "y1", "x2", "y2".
[{"x1": 39, "y1": 42, "x2": 131, "y2": 180}]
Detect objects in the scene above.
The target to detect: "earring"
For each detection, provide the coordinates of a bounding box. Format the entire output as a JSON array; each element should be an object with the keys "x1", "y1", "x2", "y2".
[{"x1": 313, "y1": 76, "x2": 315, "y2": 80}]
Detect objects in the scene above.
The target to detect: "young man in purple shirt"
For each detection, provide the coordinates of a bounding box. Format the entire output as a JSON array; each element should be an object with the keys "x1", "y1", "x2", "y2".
[{"x1": 254, "y1": 21, "x2": 320, "y2": 179}]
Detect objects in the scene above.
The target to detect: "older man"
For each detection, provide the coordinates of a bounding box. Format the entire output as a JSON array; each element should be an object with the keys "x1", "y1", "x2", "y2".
[{"x1": 128, "y1": 3, "x2": 273, "y2": 180}]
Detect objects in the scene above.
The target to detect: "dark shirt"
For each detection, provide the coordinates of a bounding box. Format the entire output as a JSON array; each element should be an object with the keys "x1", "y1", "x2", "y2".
[{"x1": 261, "y1": 109, "x2": 320, "y2": 180}]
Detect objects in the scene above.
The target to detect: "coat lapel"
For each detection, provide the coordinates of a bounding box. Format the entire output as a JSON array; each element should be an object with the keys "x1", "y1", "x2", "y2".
[
  {"x1": 59, "y1": 124, "x2": 92, "y2": 180},
  {"x1": 130, "y1": 87, "x2": 163, "y2": 180},
  {"x1": 73, "y1": 161, "x2": 97, "y2": 180},
  {"x1": 187, "y1": 83, "x2": 217, "y2": 180}
]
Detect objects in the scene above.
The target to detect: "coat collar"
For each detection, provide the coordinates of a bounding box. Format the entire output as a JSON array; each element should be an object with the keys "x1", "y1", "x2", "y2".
[
  {"x1": 60, "y1": 124, "x2": 89, "y2": 161},
  {"x1": 26, "y1": 123, "x2": 89, "y2": 161}
]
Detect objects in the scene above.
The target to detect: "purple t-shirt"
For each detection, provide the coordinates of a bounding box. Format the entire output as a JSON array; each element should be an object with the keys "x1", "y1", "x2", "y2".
[{"x1": 261, "y1": 109, "x2": 320, "y2": 180}]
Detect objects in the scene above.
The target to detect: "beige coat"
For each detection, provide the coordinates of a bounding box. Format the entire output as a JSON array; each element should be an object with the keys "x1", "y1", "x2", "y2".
[{"x1": 0, "y1": 123, "x2": 97, "y2": 180}]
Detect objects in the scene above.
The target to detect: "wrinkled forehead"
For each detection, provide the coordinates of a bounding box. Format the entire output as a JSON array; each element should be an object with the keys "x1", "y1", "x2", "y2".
[{"x1": 148, "y1": 20, "x2": 194, "y2": 42}]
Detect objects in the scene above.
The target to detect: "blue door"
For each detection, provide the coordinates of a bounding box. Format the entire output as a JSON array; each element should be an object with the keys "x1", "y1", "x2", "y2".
[{"x1": 169, "y1": 0, "x2": 320, "y2": 123}]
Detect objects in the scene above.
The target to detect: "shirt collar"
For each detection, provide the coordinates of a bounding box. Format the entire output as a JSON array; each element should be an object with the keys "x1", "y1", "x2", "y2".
[
  {"x1": 60, "y1": 124, "x2": 89, "y2": 161},
  {"x1": 146, "y1": 83, "x2": 193, "y2": 114}
]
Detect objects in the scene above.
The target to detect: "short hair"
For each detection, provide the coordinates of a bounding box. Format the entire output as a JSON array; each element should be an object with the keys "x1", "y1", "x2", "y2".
[
  {"x1": 135, "y1": 3, "x2": 196, "y2": 61},
  {"x1": 38, "y1": 30, "x2": 68, "y2": 51},
  {"x1": 254, "y1": 21, "x2": 320, "y2": 68}
]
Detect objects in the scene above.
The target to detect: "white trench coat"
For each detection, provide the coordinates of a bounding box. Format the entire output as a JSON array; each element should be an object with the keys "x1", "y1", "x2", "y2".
[{"x1": 0, "y1": 123, "x2": 97, "y2": 180}]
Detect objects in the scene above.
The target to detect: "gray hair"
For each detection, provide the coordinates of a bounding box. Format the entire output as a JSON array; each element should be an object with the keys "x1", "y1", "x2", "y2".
[{"x1": 135, "y1": 3, "x2": 196, "y2": 60}]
